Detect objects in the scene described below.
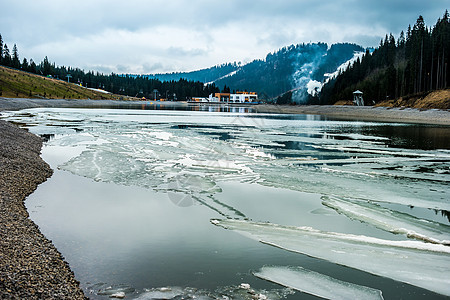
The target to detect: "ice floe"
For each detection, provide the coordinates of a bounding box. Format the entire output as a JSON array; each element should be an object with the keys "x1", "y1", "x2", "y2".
[
  {"x1": 211, "y1": 219, "x2": 450, "y2": 296},
  {"x1": 322, "y1": 196, "x2": 450, "y2": 245},
  {"x1": 254, "y1": 266, "x2": 384, "y2": 300},
  {"x1": 89, "y1": 283, "x2": 135, "y2": 297},
  {"x1": 135, "y1": 285, "x2": 293, "y2": 299}
]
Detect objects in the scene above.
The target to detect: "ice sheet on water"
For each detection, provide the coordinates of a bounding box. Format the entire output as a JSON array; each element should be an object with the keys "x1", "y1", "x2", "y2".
[
  {"x1": 88, "y1": 283, "x2": 135, "y2": 296},
  {"x1": 322, "y1": 196, "x2": 450, "y2": 245},
  {"x1": 44, "y1": 113, "x2": 449, "y2": 214},
  {"x1": 136, "y1": 285, "x2": 294, "y2": 300},
  {"x1": 319, "y1": 159, "x2": 450, "y2": 183},
  {"x1": 327, "y1": 133, "x2": 390, "y2": 141},
  {"x1": 47, "y1": 132, "x2": 103, "y2": 147},
  {"x1": 137, "y1": 286, "x2": 188, "y2": 299},
  {"x1": 211, "y1": 219, "x2": 450, "y2": 296},
  {"x1": 6, "y1": 108, "x2": 449, "y2": 215},
  {"x1": 254, "y1": 265, "x2": 384, "y2": 300},
  {"x1": 60, "y1": 149, "x2": 165, "y2": 188},
  {"x1": 254, "y1": 155, "x2": 450, "y2": 211}
]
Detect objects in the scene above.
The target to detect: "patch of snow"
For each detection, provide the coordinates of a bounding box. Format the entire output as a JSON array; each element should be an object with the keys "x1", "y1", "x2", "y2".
[
  {"x1": 204, "y1": 68, "x2": 241, "y2": 86},
  {"x1": 87, "y1": 87, "x2": 112, "y2": 94},
  {"x1": 324, "y1": 51, "x2": 365, "y2": 83}
]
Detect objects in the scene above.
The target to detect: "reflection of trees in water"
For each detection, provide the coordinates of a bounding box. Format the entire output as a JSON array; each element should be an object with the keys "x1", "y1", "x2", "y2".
[
  {"x1": 437, "y1": 210, "x2": 450, "y2": 222},
  {"x1": 410, "y1": 206, "x2": 450, "y2": 223}
]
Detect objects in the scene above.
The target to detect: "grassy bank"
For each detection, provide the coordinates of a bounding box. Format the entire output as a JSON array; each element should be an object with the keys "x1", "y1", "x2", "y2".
[
  {"x1": 335, "y1": 89, "x2": 450, "y2": 110},
  {"x1": 374, "y1": 89, "x2": 450, "y2": 110},
  {"x1": 0, "y1": 66, "x2": 127, "y2": 100}
]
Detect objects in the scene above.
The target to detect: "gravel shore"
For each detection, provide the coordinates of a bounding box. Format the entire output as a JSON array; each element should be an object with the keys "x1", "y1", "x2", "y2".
[{"x1": 0, "y1": 120, "x2": 86, "y2": 299}]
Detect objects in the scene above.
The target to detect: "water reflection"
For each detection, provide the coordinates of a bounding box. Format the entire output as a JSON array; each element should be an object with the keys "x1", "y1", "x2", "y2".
[
  {"x1": 349, "y1": 125, "x2": 450, "y2": 150},
  {"x1": 3, "y1": 107, "x2": 449, "y2": 299},
  {"x1": 139, "y1": 102, "x2": 255, "y2": 113}
]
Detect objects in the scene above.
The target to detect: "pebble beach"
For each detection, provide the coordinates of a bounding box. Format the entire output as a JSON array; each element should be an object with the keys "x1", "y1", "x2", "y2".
[{"x1": 0, "y1": 120, "x2": 86, "y2": 299}]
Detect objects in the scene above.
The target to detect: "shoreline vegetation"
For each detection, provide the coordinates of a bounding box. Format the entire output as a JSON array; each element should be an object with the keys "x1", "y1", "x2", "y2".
[{"x1": 0, "y1": 120, "x2": 85, "y2": 299}]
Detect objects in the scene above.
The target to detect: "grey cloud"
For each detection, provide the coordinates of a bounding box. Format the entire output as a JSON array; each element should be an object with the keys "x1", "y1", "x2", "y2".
[
  {"x1": 256, "y1": 30, "x2": 299, "y2": 49},
  {"x1": 167, "y1": 47, "x2": 208, "y2": 57},
  {"x1": 88, "y1": 65, "x2": 116, "y2": 74},
  {"x1": 142, "y1": 62, "x2": 166, "y2": 73},
  {"x1": 345, "y1": 34, "x2": 385, "y2": 48},
  {"x1": 1, "y1": 0, "x2": 448, "y2": 74}
]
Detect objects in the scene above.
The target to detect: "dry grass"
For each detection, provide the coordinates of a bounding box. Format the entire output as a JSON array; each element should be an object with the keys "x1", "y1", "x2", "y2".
[
  {"x1": 375, "y1": 89, "x2": 450, "y2": 110},
  {"x1": 334, "y1": 100, "x2": 354, "y2": 106},
  {"x1": 0, "y1": 66, "x2": 120, "y2": 100}
]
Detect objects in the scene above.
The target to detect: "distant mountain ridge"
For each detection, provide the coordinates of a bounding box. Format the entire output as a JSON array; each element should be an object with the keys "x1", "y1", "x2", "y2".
[
  {"x1": 143, "y1": 42, "x2": 364, "y2": 103},
  {"x1": 144, "y1": 62, "x2": 240, "y2": 84}
]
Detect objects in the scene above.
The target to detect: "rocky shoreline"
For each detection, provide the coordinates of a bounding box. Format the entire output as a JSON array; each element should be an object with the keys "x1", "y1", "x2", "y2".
[{"x1": 0, "y1": 120, "x2": 86, "y2": 299}]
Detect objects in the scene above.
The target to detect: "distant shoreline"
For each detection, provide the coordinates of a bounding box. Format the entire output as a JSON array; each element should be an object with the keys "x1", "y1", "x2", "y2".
[
  {"x1": 253, "y1": 104, "x2": 450, "y2": 126},
  {"x1": 1, "y1": 97, "x2": 449, "y2": 126}
]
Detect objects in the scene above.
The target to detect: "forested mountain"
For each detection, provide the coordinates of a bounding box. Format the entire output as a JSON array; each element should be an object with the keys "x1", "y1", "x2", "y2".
[
  {"x1": 0, "y1": 35, "x2": 219, "y2": 100},
  {"x1": 144, "y1": 62, "x2": 240, "y2": 84},
  {"x1": 148, "y1": 43, "x2": 364, "y2": 103},
  {"x1": 320, "y1": 11, "x2": 450, "y2": 105},
  {"x1": 216, "y1": 43, "x2": 363, "y2": 103}
]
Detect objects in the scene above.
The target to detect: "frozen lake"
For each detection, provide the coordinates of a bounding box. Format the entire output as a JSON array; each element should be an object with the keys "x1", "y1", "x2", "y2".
[{"x1": 2, "y1": 107, "x2": 450, "y2": 299}]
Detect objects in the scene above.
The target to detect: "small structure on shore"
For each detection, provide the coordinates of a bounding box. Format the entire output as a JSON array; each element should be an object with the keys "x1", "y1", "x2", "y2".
[
  {"x1": 353, "y1": 90, "x2": 364, "y2": 106},
  {"x1": 191, "y1": 91, "x2": 258, "y2": 103}
]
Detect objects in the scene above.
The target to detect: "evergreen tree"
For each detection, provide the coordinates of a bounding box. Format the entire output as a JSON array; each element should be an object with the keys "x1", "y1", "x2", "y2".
[
  {"x1": 12, "y1": 44, "x2": 20, "y2": 69},
  {"x1": 29, "y1": 59, "x2": 37, "y2": 73},
  {"x1": 397, "y1": 31, "x2": 405, "y2": 47},
  {"x1": 0, "y1": 34, "x2": 3, "y2": 65},
  {"x1": 22, "y1": 57, "x2": 29, "y2": 71},
  {"x1": 41, "y1": 56, "x2": 52, "y2": 75},
  {"x1": 2, "y1": 44, "x2": 11, "y2": 66}
]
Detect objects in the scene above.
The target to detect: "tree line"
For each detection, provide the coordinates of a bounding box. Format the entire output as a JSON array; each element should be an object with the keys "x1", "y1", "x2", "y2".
[
  {"x1": 320, "y1": 10, "x2": 450, "y2": 104},
  {"x1": 0, "y1": 34, "x2": 219, "y2": 100}
]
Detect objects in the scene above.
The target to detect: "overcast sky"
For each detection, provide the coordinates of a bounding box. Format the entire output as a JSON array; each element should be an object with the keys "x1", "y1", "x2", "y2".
[{"x1": 1, "y1": 0, "x2": 448, "y2": 74}]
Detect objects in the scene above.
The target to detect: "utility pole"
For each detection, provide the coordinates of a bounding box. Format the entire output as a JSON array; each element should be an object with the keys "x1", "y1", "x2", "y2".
[{"x1": 66, "y1": 74, "x2": 72, "y2": 83}]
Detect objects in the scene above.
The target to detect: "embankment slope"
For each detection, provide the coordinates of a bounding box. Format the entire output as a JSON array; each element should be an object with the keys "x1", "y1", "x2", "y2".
[{"x1": 0, "y1": 65, "x2": 122, "y2": 100}]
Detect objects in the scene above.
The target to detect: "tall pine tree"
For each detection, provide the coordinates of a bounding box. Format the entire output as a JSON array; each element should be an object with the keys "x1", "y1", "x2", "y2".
[
  {"x1": 12, "y1": 44, "x2": 20, "y2": 69},
  {"x1": 2, "y1": 44, "x2": 11, "y2": 66},
  {"x1": 0, "y1": 34, "x2": 3, "y2": 65}
]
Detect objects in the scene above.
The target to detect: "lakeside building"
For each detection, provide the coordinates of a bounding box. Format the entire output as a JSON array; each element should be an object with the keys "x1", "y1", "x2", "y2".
[{"x1": 192, "y1": 91, "x2": 258, "y2": 103}]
